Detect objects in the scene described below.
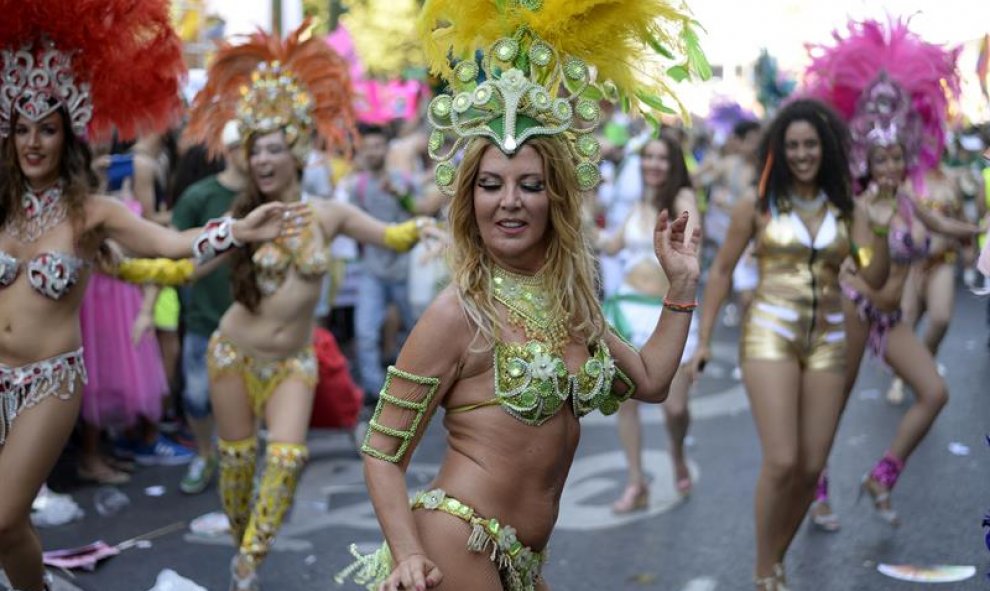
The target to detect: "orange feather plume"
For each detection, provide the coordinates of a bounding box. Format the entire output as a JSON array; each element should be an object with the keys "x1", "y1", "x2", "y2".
[{"x1": 184, "y1": 20, "x2": 355, "y2": 159}]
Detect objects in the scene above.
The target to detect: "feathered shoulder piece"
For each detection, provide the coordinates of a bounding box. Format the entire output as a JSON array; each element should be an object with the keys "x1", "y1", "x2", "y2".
[
  {"x1": 417, "y1": 0, "x2": 709, "y2": 193},
  {"x1": 0, "y1": 0, "x2": 185, "y2": 141},
  {"x1": 185, "y1": 21, "x2": 355, "y2": 159},
  {"x1": 803, "y1": 18, "x2": 960, "y2": 179}
]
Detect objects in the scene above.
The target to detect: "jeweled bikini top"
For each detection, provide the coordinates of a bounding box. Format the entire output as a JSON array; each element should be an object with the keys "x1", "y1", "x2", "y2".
[
  {"x1": 0, "y1": 251, "x2": 86, "y2": 300},
  {"x1": 0, "y1": 182, "x2": 86, "y2": 300},
  {"x1": 252, "y1": 202, "x2": 330, "y2": 296},
  {"x1": 447, "y1": 267, "x2": 634, "y2": 425}
]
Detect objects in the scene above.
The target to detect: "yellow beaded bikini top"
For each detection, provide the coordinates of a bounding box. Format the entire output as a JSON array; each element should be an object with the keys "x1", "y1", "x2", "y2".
[
  {"x1": 447, "y1": 267, "x2": 633, "y2": 425},
  {"x1": 252, "y1": 203, "x2": 331, "y2": 296}
]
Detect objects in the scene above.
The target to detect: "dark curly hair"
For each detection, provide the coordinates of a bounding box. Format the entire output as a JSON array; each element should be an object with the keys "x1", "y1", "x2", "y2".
[
  {"x1": 0, "y1": 108, "x2": 97, "y2": 237},
  {"x1": 757, "y1": 99, "x2": 852, "y2": 217}
]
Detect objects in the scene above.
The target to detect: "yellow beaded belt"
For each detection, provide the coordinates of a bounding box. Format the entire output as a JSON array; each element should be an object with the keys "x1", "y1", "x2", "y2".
[{"x1": 411, "y1": 489, "x2": 545, "y2": 591}]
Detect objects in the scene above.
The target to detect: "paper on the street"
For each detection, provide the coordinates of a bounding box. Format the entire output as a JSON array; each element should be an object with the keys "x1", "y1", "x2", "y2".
[{"x1": 877, "y1": 564, "x2": 975, "y2": 583}]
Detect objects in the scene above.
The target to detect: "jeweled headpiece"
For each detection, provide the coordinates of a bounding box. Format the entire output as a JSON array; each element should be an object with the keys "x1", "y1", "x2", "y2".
[
  {"x1": 804, "y1": 18, "x2": 959, "y2": 180},
  {"x1": 1, "y1": 41, "x2": 92, "y2": 137},
  {"x1": 0, "y1": 0, "x2": 185, "y2": 141},
  {"x1": 418, "y1": 0, "x2": 709, "y2": 194},
  {"x1": 184, "y1": 21, "x2": 356, "y2": 160}
]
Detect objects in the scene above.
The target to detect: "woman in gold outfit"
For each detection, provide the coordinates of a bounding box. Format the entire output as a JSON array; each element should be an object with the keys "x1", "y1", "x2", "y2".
[{"x1": 690, "y1": 98, "x2": 894, "y2": 591}]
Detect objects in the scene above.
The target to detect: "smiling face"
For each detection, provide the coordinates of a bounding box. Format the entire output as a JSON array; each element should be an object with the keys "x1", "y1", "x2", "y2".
[
  {"x1": 14, "y1": 111, "x2": 64, "y2": 189},
  {"x1": 248, "y1": 130, "x2": 299, "y2": 199},
  {"x1": 640, "y1": 138, "x2": 670, "y2": 190},
  {"x1": 783, "y1": 120, "x2": 822, "y2": 190},
  {"x1": 473, "y1": 143, "x2": 550, "y2": 273},
  {"x1": 868, "y1": 143, "x2": 906, "y2": 189}
]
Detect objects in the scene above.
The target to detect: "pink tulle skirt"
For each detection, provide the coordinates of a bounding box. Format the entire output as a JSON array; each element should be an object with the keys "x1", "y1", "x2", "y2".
[{"x1": 80, "y1": 272, "x2": 168, "y2": 428}]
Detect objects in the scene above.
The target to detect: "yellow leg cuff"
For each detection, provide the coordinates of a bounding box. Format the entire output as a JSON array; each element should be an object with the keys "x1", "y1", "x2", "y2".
[
  {"x1": 218, "y1": 437, "x2": 258, "y2": 546},
  {"x1": 239, "y1": 442, "x2": 308, "y2": 568}
]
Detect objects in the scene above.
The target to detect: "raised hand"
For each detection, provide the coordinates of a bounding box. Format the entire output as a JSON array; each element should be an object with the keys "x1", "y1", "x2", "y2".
[
  {"x1": 378, "y1": 554, "x2": 442, "y2": 591},
  {"x1": 231, "y1": 201, "x2": 289, "y2": 244},
  {"x1": 653, "y1": 209, "x2": 701, "y2": 289}
]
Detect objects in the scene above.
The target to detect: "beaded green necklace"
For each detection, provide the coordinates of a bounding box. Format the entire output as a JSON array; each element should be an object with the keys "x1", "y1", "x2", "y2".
[{"x1": 491, "y1": 265, "x2": 570, "y2": 353}]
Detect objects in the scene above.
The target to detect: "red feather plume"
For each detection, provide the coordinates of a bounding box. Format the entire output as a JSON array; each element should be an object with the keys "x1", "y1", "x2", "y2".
[{"x1": 0, "y1": 0, "x2": 186, "y2": 141}]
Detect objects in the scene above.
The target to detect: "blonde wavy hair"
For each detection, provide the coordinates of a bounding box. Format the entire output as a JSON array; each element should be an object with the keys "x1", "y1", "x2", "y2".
[{"x1": 446, "y1": 136, "x2": 606, "y2": 349}]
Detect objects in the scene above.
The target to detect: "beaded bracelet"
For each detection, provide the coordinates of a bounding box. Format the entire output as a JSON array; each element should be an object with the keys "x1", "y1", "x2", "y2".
[{"x1": 663, "y1": 299, "x2": 697, "y2": 313}]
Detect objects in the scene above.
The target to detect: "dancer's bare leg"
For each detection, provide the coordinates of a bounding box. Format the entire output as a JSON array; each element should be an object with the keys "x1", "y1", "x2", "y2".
[
  {"x1": 742, "y1": 359, "x2": 801, "y2": 579},
  {"x1": 0, "y1": 389, "x2": 81, "y2": 591},
  {"x1": 779, "y1": 369, "x2": 846, "y2": 550},
  {"x1": 662, "y1": 366, "x2": 693, "y2": 490},
  {"x1": 882, "y1": 324, "x2": 948, "y2": 463},
  {"x1": 612, "y1": 400, "x2": 647, "y2": 511},
  {"x1": 920, "y1": 263, "x2": 955, "y2": 356}
]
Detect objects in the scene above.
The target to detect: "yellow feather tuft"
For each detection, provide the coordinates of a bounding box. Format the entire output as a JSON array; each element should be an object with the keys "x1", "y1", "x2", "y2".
[{"x1": 417, "y1": 0, "x2": 707, "y2": 119}]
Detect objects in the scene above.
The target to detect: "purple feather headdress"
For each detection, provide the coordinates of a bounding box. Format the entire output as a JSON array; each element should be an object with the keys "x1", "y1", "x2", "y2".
[{"x1": 802, "y1": 18, "x2": 960, "y2": 181}]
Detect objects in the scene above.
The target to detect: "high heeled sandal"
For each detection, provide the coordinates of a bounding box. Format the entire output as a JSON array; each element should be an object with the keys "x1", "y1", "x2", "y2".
[
  {"x1": 611, "y1": 483, "x2": 649, "y2": 514},
  {"x1": 773, "y1": 563, "x2": 788, "y2": 588},
  {"x1": 675, "y1": 476, "x2": 693, "y2": 497},
  {"x1": 754, "y1": 564, "x2": 790, "y2": 591},
  {"x1": 230, "y1": 554, "x2": 260, "y2": 591},
  {"x1": 857, "y1": 474, "x2": 899, "y2": 527},
  {"x1": 809, "y1": 500, "x2": 841, "y2": 532}
]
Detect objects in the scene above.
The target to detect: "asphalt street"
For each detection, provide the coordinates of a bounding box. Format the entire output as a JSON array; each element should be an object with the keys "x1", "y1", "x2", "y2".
[{"x1": 22, "y1": 289, "x2": 990, "y2": 591}]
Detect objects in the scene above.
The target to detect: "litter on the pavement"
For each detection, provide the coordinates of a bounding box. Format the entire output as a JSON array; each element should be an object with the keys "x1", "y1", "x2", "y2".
[
  {"x1": 43, "y1": 541, "x2": 120, "y2": 571},
  {"x1": 877, "y1": 564, "x2": 975, "y2": 583},
  {"x1": 43, "y1": 522, "x2": 185, "y2": 571},
  {"x1": 144, "y1": 486, "x2": 167, "y2": 497},
  {"x1": 188, "y1": 511, "x2": 230, "y2": 538},
  {"x1": 947, "y1": 442, "x2": 970, "y2": 456},
  {"x1": 146, "y1": 569, "x2": 207, "y2": 591},
  {"x1": 32, "y1": 485, "x2": 84, "y2": 528}
]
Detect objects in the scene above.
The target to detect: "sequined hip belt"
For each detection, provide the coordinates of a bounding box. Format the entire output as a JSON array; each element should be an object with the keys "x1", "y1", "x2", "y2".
[
  {"x1": 334, "y1": 489, "x2": 546, "y2": 591},
  {"x1": 841, "y1": 283, "x2": 902, "y2": 360},
  {"x1": 206, "y1": 332, "x2": 317, "y2": 416},
  {"x1": 412, "y1": 489, "x2": 545, "y2": 591},
  {"x1": 0, "y1": 348, "x2": 86, "y2": 444}
]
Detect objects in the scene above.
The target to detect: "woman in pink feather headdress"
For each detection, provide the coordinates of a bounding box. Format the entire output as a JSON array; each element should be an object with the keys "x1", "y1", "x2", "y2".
[{"x1": 803, "y1": 17, "x2": 985, "y2": 532}]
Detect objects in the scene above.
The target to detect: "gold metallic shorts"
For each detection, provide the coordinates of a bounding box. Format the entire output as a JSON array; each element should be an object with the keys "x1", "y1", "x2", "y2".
[
  {"x1": 206, "y1": 332, "x2": 317, "y2": 415},
  {"x1": 741, "y1": 300, "x2": 846, "y2": 373}
]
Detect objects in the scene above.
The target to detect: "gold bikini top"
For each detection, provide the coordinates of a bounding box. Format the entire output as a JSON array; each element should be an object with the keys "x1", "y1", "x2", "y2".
[
  {"x1": 252, "y1": 204, "x2": 331, "y2": 296},
  {"x1": 447, "y1": 267, "x2": 634, "y2": 425}
]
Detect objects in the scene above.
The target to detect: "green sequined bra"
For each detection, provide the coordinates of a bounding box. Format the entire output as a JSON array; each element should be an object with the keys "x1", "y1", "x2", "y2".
[{"x1": 448, "y1": 267, "x2": 635, "y2": 425}]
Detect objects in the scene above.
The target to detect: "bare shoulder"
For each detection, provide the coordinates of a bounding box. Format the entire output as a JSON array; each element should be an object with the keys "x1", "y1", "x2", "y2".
[{"x1": 415, "y1": 285, "x2": 472, "y2": 340}]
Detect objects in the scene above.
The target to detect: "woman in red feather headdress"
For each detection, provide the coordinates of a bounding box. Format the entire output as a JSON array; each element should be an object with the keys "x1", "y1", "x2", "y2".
[{"x1": 0, "y1": 2, "x2": 291, "y2": 589}]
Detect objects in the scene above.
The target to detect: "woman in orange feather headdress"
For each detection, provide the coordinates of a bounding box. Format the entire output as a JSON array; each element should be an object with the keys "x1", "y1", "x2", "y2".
[
  {"x1": 183, "y1": 21, "x2": 437, "y2": 591},
  {"x1": 0, "y1": 1, "x2": 291, "y2": 590}
]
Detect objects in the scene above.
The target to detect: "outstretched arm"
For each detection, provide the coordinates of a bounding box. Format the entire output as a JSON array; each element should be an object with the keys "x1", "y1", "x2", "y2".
[
  {"x1": 315, "y1": 199, "x2": 430, "y2": 252},
  {"x1": 688, "y1": 192, "x2": 758, "y2": 380},
  {"x1": 93, "y1": 195, "x2": 291, "y2": 260}
]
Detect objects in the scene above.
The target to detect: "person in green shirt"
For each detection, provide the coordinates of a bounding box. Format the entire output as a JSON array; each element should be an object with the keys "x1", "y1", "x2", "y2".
[{"x1": 171, "y1": 121, "x2": 248, "y2": 494}]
